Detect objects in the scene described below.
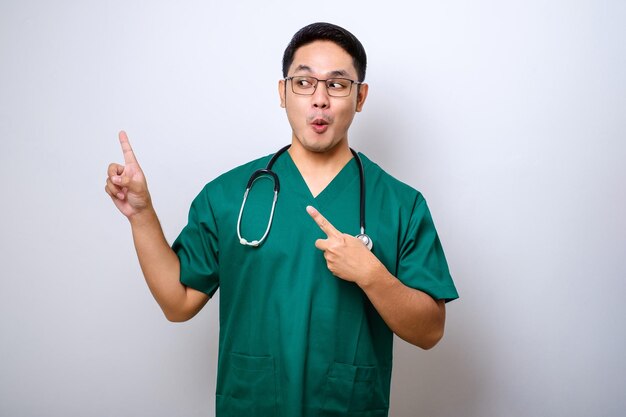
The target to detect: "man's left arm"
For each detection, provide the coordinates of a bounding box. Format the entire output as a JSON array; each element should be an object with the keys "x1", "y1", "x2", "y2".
[{"x1": 306, "y1": 206, "x2": 446, "y2": 350}]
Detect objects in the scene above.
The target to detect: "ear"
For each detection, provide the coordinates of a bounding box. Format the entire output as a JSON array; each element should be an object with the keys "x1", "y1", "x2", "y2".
[
  {"x1": 355, "y1": 83, "x2": 369, "y2": 112},
  {"x1": 278, "y1": 79, "x2": 286, "y2": 108}
]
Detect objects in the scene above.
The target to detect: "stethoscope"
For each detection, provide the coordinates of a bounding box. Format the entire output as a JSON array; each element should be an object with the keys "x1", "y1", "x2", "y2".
[{"x1": 236, "y1": 145, "x2": 373, "y2": 250}]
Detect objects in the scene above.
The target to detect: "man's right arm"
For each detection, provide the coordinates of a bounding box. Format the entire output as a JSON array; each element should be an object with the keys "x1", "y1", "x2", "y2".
[{"x1": 105, "y1": 131, "x2": 209, "y2": 322}]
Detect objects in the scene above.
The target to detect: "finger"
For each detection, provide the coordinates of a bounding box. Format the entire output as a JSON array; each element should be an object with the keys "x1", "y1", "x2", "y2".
[
  {"x1": 104, "y1": 180, "x2": 125, "y2": 200},
  {"x1": 314, "y1": 238, "x2": 329, "y2": 251},
  {"x1": 118, "y1": 130, "x2": 139, "y2": 165},
  {"x1": 107, "y1": 163, "x2": 124, "y2": 177},
  {"x1": 105, "y1": 178, "x2": 124, "y2": 197},
  {"x1": 306, "y1": 206, "x2": 341, "y2": 238},
  {"x1": 107, "y1": 162, "x2": 143, "y2": 193},
  {"x1": 105, "y1": 177, "x2": 120, "y2": 193},
  {"x1": 104, "y1": 183, "x2": 115, "y2": 198},
  {"x1": 109, "y1": 174, "x2": 143, "y2": 194}
]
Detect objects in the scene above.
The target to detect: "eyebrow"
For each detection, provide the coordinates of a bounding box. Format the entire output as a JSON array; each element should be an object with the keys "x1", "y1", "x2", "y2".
[{"x1": 292, "y1": 65, "x2": 353, "y2": 78}]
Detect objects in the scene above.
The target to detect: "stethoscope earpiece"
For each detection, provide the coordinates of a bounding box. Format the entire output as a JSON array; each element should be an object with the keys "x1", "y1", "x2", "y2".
[{"x1": 239, "y1": 238, "x2": 260, "y2": 247}]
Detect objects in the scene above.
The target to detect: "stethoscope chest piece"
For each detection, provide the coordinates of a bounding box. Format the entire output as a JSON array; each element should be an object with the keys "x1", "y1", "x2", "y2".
[{"x1": 356, "y1": 233, "x2": 373, "y2": 251}]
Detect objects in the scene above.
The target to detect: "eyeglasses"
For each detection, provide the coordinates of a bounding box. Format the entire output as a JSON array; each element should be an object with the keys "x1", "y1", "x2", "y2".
[{"x1": 285, "y1": 76, "x2": 361, "y2": 97}]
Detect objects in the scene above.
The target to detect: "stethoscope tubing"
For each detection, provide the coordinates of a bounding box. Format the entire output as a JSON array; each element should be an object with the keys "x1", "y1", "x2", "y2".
[{"x1": 237, "y1": 145, "x2": 372, "y2": 250}]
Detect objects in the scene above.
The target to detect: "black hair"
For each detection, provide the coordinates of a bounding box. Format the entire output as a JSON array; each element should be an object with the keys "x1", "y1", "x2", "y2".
[{"x1": 282, "y1": 22, "x2": 367, "y2": 82}]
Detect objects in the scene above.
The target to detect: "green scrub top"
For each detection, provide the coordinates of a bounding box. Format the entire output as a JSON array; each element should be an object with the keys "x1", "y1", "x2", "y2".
[{"x1": 172, "y1": 151, "x2": 458, "y2": 417}]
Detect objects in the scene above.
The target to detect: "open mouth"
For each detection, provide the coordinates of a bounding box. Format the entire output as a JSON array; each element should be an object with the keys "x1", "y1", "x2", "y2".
[
  {"x1": 310, "y1": 117, "x2": 330, "y2": 133},
  {"x1": 311, "y1": 118, "x2": 329, "y2": 126}
]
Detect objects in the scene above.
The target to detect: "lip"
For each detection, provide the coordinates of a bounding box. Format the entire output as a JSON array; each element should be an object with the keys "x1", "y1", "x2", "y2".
[
  {"x1": 311, "y1": 123, "x2": 329, "y2": 134},
  {"x1": 310, "y1": 117, "x2": 330, "y2": 134}
]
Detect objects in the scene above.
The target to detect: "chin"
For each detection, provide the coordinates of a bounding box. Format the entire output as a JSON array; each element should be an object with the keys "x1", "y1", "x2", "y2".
[
  {"x1": 296, "y1": 135, "x2": 343, "y2": 154},
  {"x1": 304, "y1": 143, "x2": 332, "y2": 153}
]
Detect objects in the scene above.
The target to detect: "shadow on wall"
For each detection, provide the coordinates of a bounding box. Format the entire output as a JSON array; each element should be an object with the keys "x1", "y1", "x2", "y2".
[
  {"x1": 390, "y1": 312, "x2": 485, "y2": 417},
  {"x1": 351, "y1": 82, "x2": 431, "y2": 182},
  {"x1": 355, "y1": 84, "x2": 486, "y2": 417}
]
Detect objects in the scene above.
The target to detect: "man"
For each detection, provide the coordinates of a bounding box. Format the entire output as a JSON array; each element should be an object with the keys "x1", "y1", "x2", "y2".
[{"x1": 106, "y1": 22, "x2": 458, "y2": 417}]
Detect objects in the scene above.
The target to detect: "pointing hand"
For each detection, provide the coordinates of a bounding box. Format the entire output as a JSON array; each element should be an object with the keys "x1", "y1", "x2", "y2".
[
  {"x1": 105, "y1": 131, "x2": 152, "y2": 219},
  {"x1": 306, "y1": 205, "x2": 381, "y2": 285}
]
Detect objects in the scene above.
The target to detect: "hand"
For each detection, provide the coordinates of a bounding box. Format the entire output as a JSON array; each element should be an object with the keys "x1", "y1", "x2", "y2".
[
  {"x1": 306, "y1": 205, "x2": 382, "y2": 285},
  {"x1": 105, "y1": 131, "x2": 152, "y2": 219}
]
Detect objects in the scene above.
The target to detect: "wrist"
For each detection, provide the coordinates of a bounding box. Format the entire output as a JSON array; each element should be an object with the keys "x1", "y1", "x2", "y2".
[
  {"x1": 357, "y1": 258, "x2": 392, "y2": 290},
  {"x1": 128, "y1": 204, "x2": 157, "y2": 227}
]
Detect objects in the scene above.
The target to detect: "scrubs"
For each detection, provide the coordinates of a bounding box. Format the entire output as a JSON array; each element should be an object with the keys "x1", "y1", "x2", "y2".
[{"x1": 172, "y1": 151, "x2": 458, "y2": 417}]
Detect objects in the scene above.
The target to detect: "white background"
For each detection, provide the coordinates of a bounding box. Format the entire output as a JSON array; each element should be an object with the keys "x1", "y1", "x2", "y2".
[{"x1": 1, "y1": 1, "x2": 625, "y2": 416}]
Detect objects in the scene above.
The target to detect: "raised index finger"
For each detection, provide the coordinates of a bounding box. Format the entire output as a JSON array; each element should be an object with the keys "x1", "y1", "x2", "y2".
[
  {"x1": 306, "y1": 206, "x2": 341, "y2": 238},
  {"x1": 118, "y1": 130, "x2": 138, "y2": 164}
]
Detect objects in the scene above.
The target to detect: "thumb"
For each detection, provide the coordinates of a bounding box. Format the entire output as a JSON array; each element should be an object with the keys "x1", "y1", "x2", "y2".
[
  {"x1": 314, "y1": 238, "x2": 329, "y2": 251},
  {"x1": 112, "y1": 171, "x2": 145, "y2": 193}
]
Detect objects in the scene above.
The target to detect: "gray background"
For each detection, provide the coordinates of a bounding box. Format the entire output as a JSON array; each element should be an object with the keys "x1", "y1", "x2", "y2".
[{"x1": 1, "y1": 0, "x2": 625, "y2": 416}]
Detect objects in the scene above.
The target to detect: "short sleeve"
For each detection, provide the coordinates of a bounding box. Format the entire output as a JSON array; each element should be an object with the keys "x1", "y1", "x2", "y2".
[
  {"x1": 396, "y1": 194, "x2": 458, "y2": 302},
  {"x1": 171, "y1": 187, "x2": 220, "y2": 296}
]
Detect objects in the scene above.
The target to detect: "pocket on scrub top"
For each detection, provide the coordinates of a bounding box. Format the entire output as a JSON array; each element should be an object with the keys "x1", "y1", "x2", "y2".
[
  {"x1": 321, "y1": 362, "x2": 388, "y2": 415},
  {"x1": 217, "y1": 353, "x2": 278, "y2": 416}
]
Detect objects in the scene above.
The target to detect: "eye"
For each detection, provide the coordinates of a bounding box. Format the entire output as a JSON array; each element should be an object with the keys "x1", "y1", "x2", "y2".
[
  {"x1": 294, "y1": 77, "x2": 314, "y2": 88},
  {"x1": 327, "y1": 79, "x2": 350, "y2": 90}
]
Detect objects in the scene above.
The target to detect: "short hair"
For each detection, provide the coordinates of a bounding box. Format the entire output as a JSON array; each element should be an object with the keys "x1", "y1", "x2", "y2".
[{"x1": 282, "y1": 22, "x2": 367, "y2": 82}]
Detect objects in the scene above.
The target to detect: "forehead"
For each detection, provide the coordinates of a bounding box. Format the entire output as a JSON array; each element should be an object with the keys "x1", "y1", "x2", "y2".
[{"x1": 288, "y1": 40, "x2": 357, "y2": 78}]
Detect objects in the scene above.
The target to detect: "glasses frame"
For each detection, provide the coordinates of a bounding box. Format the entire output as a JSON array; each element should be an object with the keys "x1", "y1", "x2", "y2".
[{"x1": 285, "y1": 76, "x2": 362, "y2": 97}]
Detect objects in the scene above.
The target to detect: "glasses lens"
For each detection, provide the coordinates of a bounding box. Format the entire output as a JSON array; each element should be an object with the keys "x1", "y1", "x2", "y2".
[
  {"x1": 291, "y1": 76, "x2": 317, "y2": 95},
  {"x1": 325, "y1": 79, "x2": 353, "y2": 97}
]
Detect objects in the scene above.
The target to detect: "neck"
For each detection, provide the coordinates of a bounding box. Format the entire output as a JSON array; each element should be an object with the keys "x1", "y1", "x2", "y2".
[{"x1": 287, "y1": 139, "x2": 354, "y2": 197}]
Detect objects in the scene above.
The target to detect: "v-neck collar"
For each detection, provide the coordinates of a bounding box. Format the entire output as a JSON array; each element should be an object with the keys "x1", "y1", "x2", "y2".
[{"x1": 276, "y1": 151, "x2": 359, "y2": 209}]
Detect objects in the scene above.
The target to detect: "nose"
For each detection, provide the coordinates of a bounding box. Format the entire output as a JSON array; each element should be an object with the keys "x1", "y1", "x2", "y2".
[{"x1": 311, "y1": 82, "x2": 330, "y2": 109}]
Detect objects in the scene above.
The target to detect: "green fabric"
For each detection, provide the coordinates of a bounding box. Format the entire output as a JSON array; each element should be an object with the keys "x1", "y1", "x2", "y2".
[{"x1": 172, "y1": 151, "x2": 458, "y2": 417}]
